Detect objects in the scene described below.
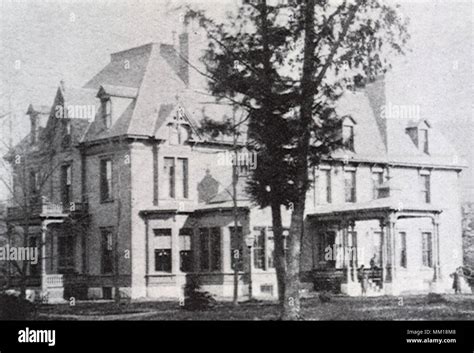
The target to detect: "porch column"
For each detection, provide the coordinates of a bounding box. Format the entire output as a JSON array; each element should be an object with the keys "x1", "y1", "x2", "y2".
[
  {"x1": 41, "y1": 222, "x2": 48, "y2": 294},
  {"x1": 171, "y1": 215, "x2": 184, "y2": 298},
  {"x1": 349, "y1": 221, "x2": 357, "y2": 282},
  {"x1": 387, "y1": 214, "x2": 396, "y2": 282},
  {"x1": 171, "y1": 216, "x2": 181, "y2": 275},
  {"x1": 341, "y1": 220, "x2": 351, "y2": 284},
  {"x1": 432, "y1": 215, "x2": 441, "y2": 281},
  {"x1": 379, "y1": 219, "x2": 386, "y2": 283},
  {"x1": 222, "y1": 226, "x2": 232, "y2": 273}
]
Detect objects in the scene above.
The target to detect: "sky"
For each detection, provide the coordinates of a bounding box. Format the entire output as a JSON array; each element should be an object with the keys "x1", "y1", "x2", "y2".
[{"x1": 0, "y1": 0, "x2": 472, "y2": 200}]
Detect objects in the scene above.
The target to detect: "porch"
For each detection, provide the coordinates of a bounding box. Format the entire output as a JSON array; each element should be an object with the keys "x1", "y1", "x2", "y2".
[
  {"x1": 308, "y1": 198, "x2": 443, "y2": 296},
  {"x1": 5, "y1": 198, "x2": 89, "y2": 303}
]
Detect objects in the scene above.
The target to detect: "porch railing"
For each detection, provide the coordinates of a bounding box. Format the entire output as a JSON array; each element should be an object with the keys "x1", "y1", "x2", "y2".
[
  {"x1": 43, "y1": 274, "x2": 64, "y2": 288},
  {"x1": 6, "y1": 200, "x2": 88, "y2": 221}
]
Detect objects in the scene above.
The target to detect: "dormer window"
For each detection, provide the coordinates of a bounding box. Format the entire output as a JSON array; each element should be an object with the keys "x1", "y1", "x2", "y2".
[
  {"x1": 30, "y1": 118, "x2": 38, "y2": 145},
  {"x1": 406, "y1": 120, "x2": 430, "y2": 154},
  {"x1": 168, "y1": 108, "x2": 190, "y2": 145},
  {"x1": 419, "y1": 128, "x2": 428, "y2": 153},
  {"x1": 101, "y1": 98, "x2": 112, "y2": 129},
  {"x1": 342, "y1": 116, "x2": 356, "y2": 151}
]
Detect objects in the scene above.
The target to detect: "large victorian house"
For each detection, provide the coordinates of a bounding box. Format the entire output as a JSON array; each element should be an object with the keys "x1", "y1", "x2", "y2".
[{"x1": 4, "y1": 30, "x2": 466, "y2": 302}]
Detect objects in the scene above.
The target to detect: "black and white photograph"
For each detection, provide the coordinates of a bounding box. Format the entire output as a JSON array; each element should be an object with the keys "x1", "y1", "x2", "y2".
[{"x1": 0, "y1": 0, "x2": 473, "y2": 350}]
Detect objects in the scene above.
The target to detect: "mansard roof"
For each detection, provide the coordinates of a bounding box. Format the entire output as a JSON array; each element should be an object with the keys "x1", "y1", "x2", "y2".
[
  {"x1": 331, "y1": 80, "x2": 465, "y2": 170},
  {"x1": 7, "y1": 39, "x2": 464, "y2": 172}
]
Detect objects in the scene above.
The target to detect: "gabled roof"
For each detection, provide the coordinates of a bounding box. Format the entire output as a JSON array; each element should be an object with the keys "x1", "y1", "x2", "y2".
[
  {"x1": 26, "y1": 104, "x2": 51, "y2": 116},
  {"x1": 406, "y1": 119, "x2": 431, "y2": 129},
  {"x1": 207, "y1": 177, "x2": 250, "y2": 204},
  {"x1": 97, "y1": 85, "x2": 138, "y2": 99}
]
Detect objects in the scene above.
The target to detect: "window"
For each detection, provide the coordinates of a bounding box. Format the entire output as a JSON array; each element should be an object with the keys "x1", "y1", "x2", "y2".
[
  {"x1": 163, "y1": 158, "x2": 175, "y2": 198},
  {"x1": 419, "y1": 129, "x2": 429, "y2": 153},
  {"x1": 101, "y1": 99, "x2": 112, "y2": 129},
  {"x1": 163, "y1": 157, "x2": 188, "y2": 199},
  {"x1": 153, "y1": 229, "x2": 172, "y2": 272},
  {"x1": 343, "y1": 124, "x2": 354, "y2": 151},
  {"x1": 317, "y1": 169, "x2": 332, "y2": 204},
  {"x1": 253, "y1": 228, "x2": 266, "y2": 270},
  {"x1": 349, "y1": 231, "x2": 358, "y2": 266},
  {"x1": 399, "y1": 232, "x2": 407, "y2": 268},
  {"x1": 324, "y1": 170, "x2": 332, "y2": 203},
  {"x1": 344, "y1": 170, "x2": 356, "y2": 203},
  {"x1": 266, "y1": 228, "x2": 275, "y2": 269},
  {"x1": 29, "y1": 170, "x2": 39, "y2": 195},
  {"x1": 230, "y1": 226, "x2": 243, "y2": 271},
  {"x1": 199, "y1": 228, "x2": 221, "y2": 271},
  {"x1": 62, "y1": 120, "x2": 72, "y2": 148},
  {"x1": 29, "y1": 237, "x2": 39, "y2": 276},
  {"x1": 318, "y1": 231, "x2": 336, "y2": 264},
  {"x1": 176, "y1": 158, "x2": 189, "y2": 199},
  {"x1": 420, "y1": 174, "x2": 431, "y2": 203},
  {"x1": 155, "y1": 249, "x2": 172, "y2": 272},
  {"x1": 179, "y1": 228, "x2": 192, "y2": 272},
  {"x1": 372, "y1": 171, "x2": 384, "y2": 199},
  {"x1": 100, "y1": 159, "x2": 113, "y2": 202},
  {"x1": 421, "y1": 232, "x2": 433, "y2": 268},
  {"x1": 253, "y1": 227, "x2": 277, "y2": 270},
  {"x1": 61, "y1": 164, "x2": 72, "y2": 207},
  {"x1": 58, "y1": 236, "x2": 75, "y2": 273},
  {"x1": 370, "y1": 231, "x2": 383, "y2": 268},
  {"x1": 101, "y1": 228, "x2": 114, "y2": 274},
  {"x1": 31, "y1": 119, "x2": 38, "y2": 144}
]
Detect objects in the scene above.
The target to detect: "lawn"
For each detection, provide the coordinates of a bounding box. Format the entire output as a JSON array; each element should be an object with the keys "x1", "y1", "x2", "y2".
[{"x1": 35, "y1": 294, "x2": 474, "y2": 321}]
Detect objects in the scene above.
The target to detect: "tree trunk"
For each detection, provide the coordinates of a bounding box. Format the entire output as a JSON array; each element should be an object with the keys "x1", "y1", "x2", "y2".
[
  {"x1": 20, "y1": 224, "x2": 30, "y2": 299},
  {"x1": 232, "y1": 147, "x2": 240, "y2": 306},
  {"x1": 271, "y1": 201, "x2": 286, "y2": 306},
  {"x1": 281, "y1": 0, "x2": 316, "y2": 320},
  {"x1": 282, "y1": 200, "x2": 305, "y2": 320}
]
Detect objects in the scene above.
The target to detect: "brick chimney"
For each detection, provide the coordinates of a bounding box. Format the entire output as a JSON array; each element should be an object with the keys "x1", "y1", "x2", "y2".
[{"x1": 178, "y1": 32, "x2": 189, "y2": 87}]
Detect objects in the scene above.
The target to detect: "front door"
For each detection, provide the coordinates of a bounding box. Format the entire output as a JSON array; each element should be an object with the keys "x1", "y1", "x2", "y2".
[{"x1": 57, "y1": 236, "x2": 75, "y2": 274}]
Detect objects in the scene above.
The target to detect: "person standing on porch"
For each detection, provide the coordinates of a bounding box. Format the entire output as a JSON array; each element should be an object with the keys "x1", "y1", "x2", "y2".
[
  {"x1": 450, "y1": 267, "x2": 464, "y2": 294},
  {"x1": 358, "y1": 265, "x2": 369, "y2": 296}
]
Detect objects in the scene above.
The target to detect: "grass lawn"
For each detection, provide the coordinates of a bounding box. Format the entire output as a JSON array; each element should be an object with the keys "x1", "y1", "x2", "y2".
[{"x1": 35, "y1": 294, "x2": 474, "y2": 321}]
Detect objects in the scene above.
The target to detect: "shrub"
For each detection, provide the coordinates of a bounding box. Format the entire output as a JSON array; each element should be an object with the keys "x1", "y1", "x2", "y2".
[
  {"x1": 0, "y1": 292, "x2": 36, "y2": 320},
  {"x1": 426, "y1": 292, "x2": 447, "y2": 304},
  {"x1": 182, "y1": 277, "x2": 216, "y2": 311},
  {"x1": 319, "y1": 291, "x2": 332, "y2": 303}
]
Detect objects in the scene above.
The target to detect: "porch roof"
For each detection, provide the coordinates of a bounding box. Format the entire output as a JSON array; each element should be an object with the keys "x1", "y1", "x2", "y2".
[{"x1": 308, "y1": 197, "x2": 442, "y2": 222}]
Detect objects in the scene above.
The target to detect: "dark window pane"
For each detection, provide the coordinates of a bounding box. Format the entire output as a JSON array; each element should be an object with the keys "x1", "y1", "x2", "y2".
[
  {"x1": 164, "y1": 158, "x2": 175, "y2": 198},
  {"x1": 230, "y1": 226, "x2": 243, "y2": 271},
  {"x1": 155, "y1": 249, "x2": 172, "y2": 272},
  {"x1": 180, "y1": 250, "x2": 192, "y2": 272},
  {"x1": 200, "y1": 228, "x2": 209, "y2": 271},
  {"x1": 100, "y1": 160, "x2": 113, "y2": 202},
  {"x1": 153, "y1": 228, "x2": 172, "y2": 237},
  {"x1": 101, "y1": 229, "x2": 114, "y2": 274},
  {"x1": 399, "y1": 232, "x2": 407, "y2": 268},
  {"x1": 210, "y1": 227, "x2": 221, "y2": 271}
]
